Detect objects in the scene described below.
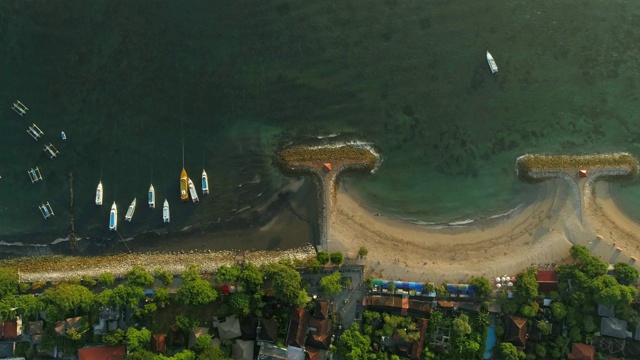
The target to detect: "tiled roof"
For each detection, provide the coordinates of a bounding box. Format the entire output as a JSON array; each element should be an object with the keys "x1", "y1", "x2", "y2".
[
  {"x1": 78, "y1": 345, "x2": 126, "y2": 360},
  {"x1": 568, "y1": 343, "x2": 596, "y2": 360},
  {"x1": 505, "y1": 315, "x2": 528, "y2": 347},
  {"x1": 286, "y1": 307, "x2": 309, "y2": 348}
]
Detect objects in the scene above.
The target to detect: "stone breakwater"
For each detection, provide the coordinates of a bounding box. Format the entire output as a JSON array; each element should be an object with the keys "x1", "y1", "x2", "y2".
[{"x1": 8, "y1": 244, "x2": 316, "y2": 282}]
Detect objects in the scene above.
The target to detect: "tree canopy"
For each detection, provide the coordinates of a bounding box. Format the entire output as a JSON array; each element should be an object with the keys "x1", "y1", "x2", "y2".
[
  {"x1": 126, "y1": 327, "x2": 152, "y2": 352},
  {"x1": 0, "y1": 268, "x2": 18, "y2": 299},
  {"x1": 614, "y1": 262, "x2": 639, "y2": 284},
  {"x1": 469, "y1": 276, "x2": 492, "y2": 297},
  {"x1": 237, "y1": 263, "x2": 263, "y2": 291},
  {"x1": 319, "y1": 271, "x2": 343, "y2": 296},
  {"x1": 260, "y1": 263, "x2": 305, "y2": 306},
  {"x1": 330, "y1": 252, "x2": 344, "y2": 265},
  {"x1": 514, "y1": 268, "x2": 538, "y2": 302},
  {"x1": 500, "y1": 342, "x2": 525, "y2": 360},
  {"x1": 215, "y1": 265, "x2": 241, "y2": 284},
  {"x1": 337, "y1": 323, "x2": 371, "y2": 360},
  {"x1": 176, "y1": 278, "x2": 217, "y2": 306},
  {"x1": 316, "y1": 252, "x2": 330, "y2": 265},
  {"x1": 110, "y1": 284, "x2": 146, "y2": 309},
  {"x1": 126, "y1": 266, "x2": 155, "y2": 288},
  {"x1": 41, "y1": 283, "x2": 95, "y2": 320}
]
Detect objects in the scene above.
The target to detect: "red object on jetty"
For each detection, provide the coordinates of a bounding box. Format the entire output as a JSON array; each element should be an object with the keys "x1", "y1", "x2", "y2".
[
  {"x1": 578, "y1": 169, "x2": 588, "y2": 178},
  {"x1": 323, "y1": 163, "x2": 332, "y2": 172}
]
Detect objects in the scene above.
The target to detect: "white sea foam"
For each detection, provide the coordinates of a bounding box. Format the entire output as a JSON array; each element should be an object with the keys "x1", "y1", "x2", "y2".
[
  {"x1": 316, "y1": 133, "x2": 340, "y2": 139},
  {"x1": 449, "y1": 219, "x2": 474, "y2": 226}
]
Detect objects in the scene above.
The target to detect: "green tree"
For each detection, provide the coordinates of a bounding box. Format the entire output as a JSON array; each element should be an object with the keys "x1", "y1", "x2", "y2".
[
  {"x1": 614, "y1": 262, "x2": 639, "y2": 284},
  {"x1": 41, "y1": 283, "x2": 95, "y2": 320},
  {"x1": 358, "y1": 247, "x2": 369, "y2": 258},
  {"x1": 500, "y1": 342, "x2": 526, "y2": 360},
  {"x1": 110, "y1": 285, "x2": 145, "y2": 309},
  {"x1": 536, "y1": 320, "x2": 551, "y2": 335},
  {"x1": 228, "y1": 293, "x2": 251, "y2": 317},
  {"x1": 520, "y1": 304, "x2": 537, "y2": 318},
  {"x1": 104, "y1": 328, "x2": 126, "y2": 345},
  {"x1": 15, "y1": 294, "x2": 43, "y2": 320},
  {"x1": 97, "y1": 272, "x2": 115, "y2": 287},
  {"x1": 216, "y1": 265, "x2": 241, "y2": 284},
  {"x1": 452, "y1": 314, "x2": 472, "y2": 336},
  {"x1": 126, "y1": 327, "x2": 152, "y2": 352},
  {"x1": 261, "y1": 263, "x2": 304, "y2": 306},
  {"x1": 81, "y1": 275, "x2": 97, "y2": 287},
  {"x1": 514, "y1": 268, "x2": 539, "y2": 302},
  {"x1": 154, "y1": 268, "x2": 174, "y2": 286},
  {"x1": 469, "y1": 276, "x2": 492, "y2": 297},
  {"x1": 176, "y1": 279, "x2": 217, "y2": 306},
  {"x1": 330, "y1": 252, "x2": 344, "y2": 266},
  {"x1": 176, "y1": 315, "x2": 199, "y2": 333},
  {"x1": 154, "y1": 288, "x2": 170, "y2": 308},
  {"x1": 535, "y1": 343, "x2": 547, "y2": 358},
  {"x1": 551, "y1": 302, "x2": 567, "y2": 320},
  {"x1": 337, "y1": 324, "x2": 370, "y2": 360},
  {"x1": 316, "y1": 252, "x2": 330, "y2": 265},
  {"x1": 237, "y1": 263, "x2": 263, "y2": 291},
  {"x1": 134, "y1": 303, "x2": 158, "y2": 322},
  {"x1": 198, "y1": 346, "x2": 231, "y2": 360},
  {"x1": 570, "y1": 245, "x2": 591, "y2": 262},
  {"x1": 126, "y1": 266, "x2": 155, "y2": 288},
  {"x1": 182, "y1": 265, "x2": 203, "y2": 283},
  {"x1": 194, "y1": 334, "x2": 212, "y2": 353},
  {"x1": 0, "y1": 268, "x2": 18, "y2": 299},
  {"x1": 307, "y1": 258, "x2": 321, "y2": 273},
  {"x1": 319, "y1": 271, "x2": 343, "y2": 296}
]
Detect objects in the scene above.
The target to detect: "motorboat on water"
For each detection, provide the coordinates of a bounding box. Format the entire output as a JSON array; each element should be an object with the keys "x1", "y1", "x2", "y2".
[
  {"x1": 61, "y1": 131, "x2": 66, "y2": 140},
  {"x1": 180, "y1": 168, "x2": 189, "y2": 201},
  {"x1": 27, "y1": 124, "x2": 44, "y2": 140},
  {"x1": 148, "y1": 184, "x2": 155, "y2": 209},
  {"x1": 188, "y1": 178, "x2": 199, "y2": 203},
  {"x1": 109, "y1": 201, "x2": 117, "y2": 231},
  {"x1": 28, "y1": 167, "x2": 43, "y2": 183},
  {"x1": 486, "y1": 51, "x2": 498, "y2": 74},
  {"x1": 202, "y1": 169, "x2": 209, "y2": 195},
  {"x1": 125, "y1": 198, "x2": 136, "y2": 222},
  {"x1": 95, "y1": 182, "x2": 103, "y2": 205},
  {"x1": 163, "y1": 199, "x2": 170, "y2": 223},
  {"x1": 39, "y1": 202, "x2": 54, "y2": 219}
]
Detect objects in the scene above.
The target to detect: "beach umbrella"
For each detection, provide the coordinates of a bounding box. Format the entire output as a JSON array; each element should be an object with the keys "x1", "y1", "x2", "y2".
[
  {"x1": 496, "y1": 283, "x2": 502, "y2": 288},
  {"x1": 507, "y1": 282, "x2": 513, "y2": 287},
  {"x1": 495, "y1": 277, "x2": 501, "y2": 283},
  {"x1": 505, "y1": 276, "x2": 511, "y2": 282},
  {"x1": 500, "y1": 277, "x2": 505, "y2": 283}
]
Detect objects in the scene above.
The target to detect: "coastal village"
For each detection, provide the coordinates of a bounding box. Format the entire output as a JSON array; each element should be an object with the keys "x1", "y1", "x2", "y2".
[{"x1": 1, "y1": 145, "x2": 640, "y2": 360}]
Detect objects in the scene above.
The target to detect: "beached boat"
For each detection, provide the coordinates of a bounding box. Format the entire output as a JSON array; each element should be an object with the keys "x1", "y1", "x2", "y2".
[
  {"x1": 180, "y1": 168, "x2": 189, "y2": 201},
  {"x1": 188, "y1": 178, "x2": 199, "y2": 203},
  {"x1": 27, "y1": 124, "x2": 44, "y2": 140},
  {"x1": 148, "y1": 184, "x2": 155, "y2": 209},
  {"x1": 39, "y1": 202, "x2": 54, "y2": 219},
  {"x1": 95, "y1": 182, "x2": 103, "y2": 205},
  {"x1": 202, "y1": 169, "x2": 209, "y2": 195},
  {"x1": 61, "y1": 131, "x2": 66, "y2": 140},
  {"x1": 28, "y1": 167, "x2": 43, "y2": 183},
  {"x1": 486, "y1": 51, "x2": 498, "y2": 74},
  {"x1": 125, "y1": 198, "x2": 136, "y2": 222},
  {"x1": 163, "y1": 199, "x2": 170, "y2": 223},
  {"x1": 109, "y1": 201, "x2": 117, "y2": 231}
]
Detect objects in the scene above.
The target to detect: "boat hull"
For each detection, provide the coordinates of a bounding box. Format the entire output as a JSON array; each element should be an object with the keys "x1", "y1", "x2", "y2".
[
  {"x1": 148, "y1": 185, "x2": 155, "y2": 209},
  {"x1": 202, "y1": 170, "x2": 209, "y2": 195},
  {"x1": 163, "y1": 199, "x2": 170, "y2": 223},
  {"x1": 180, "y1": 169, "x2": 189, "y2": 201},
  {"x1": 486, "y1": 51, "x2": 498, "y2": 74},
  {"x1": 188, "y1": 178, "x2": 199, "y2": 203},
  {"x1": 109, "y1": 202, "x2": 117, "y2": 231},
  {"x1": 125, "y1": 198, "x2": 136, "y2": 222},
  {"x1": 96, "y1": 182, "x2": 103, "y2": 206}
]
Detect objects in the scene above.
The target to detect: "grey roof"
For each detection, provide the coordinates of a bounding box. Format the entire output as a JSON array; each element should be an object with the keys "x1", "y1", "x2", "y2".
[
  {"x1": 598, "y1": 304, "x2": 615, "y2": 318},
  {"x1": 219, "y1": 315, "x2": 242, "y2": 341},
  {"x1": 0, "y1": 342, "x2": 15, "y2": 358},
  {"x1": 601, "y1": 317, "x2": 628, "y2": 339},
  {"x1": 635, "y1": 324, "x2": 640, "y2": 341},
  {"x1": 232, "y1": 340, "x2": 255, "y2": 360}
]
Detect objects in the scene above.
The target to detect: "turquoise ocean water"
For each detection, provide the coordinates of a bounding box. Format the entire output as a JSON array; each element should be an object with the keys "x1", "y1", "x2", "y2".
[{"x1": 2, "y1": 1, "x2": 640, "y2": 253}]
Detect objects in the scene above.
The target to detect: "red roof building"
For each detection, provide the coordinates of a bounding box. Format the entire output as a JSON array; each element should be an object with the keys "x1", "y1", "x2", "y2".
[
  {"x1": 322, "y1": 163, "x2": 332, "y2": 172},
  {"x1": 152, "y1": 334, "x2": 166, "y2": 354},
  {"x1": 578, "y1": 169, "x2": 588, "y2": 178},
  {"x1": 568, "y1": 343, "x2": 596, "y2": 360},
  {"x1": 78, "y1": 345, "x2": 126, "y2": 360},
  {"x1": 536, "y1": 270, "x2": 559, "y2": 293},
  {"x1": 2, "y1": 320, "x2": 20, "y2": 340}
]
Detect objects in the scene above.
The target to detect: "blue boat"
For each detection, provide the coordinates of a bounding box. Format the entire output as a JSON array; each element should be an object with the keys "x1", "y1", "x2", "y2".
[
  {"x1": 202, "y1": 169, "x2": 209, "y2": 195},
  {"x1": 61, "y1": 131, "x2": 66, "y2": 140},
  {"x1": 148, "y1": 184, "x2": 155, "y2": 209},
  {"x1": 109, "y1": 201, "x2": 117, "y2": 231}
]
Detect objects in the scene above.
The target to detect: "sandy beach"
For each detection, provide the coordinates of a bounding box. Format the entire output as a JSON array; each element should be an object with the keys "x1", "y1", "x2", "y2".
[{"x1": 329, "y1": 176, "x2": 640, "y2": 283}]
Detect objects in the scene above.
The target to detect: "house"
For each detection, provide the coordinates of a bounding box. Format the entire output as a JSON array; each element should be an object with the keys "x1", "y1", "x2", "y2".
[
  {"x1": 286, "y1": 307, "x2": 309, "y2": 348},
  {"x1": 0, "y1": 318, "x2": 22, "y2": 340},
  {"x1": 536, "y1": 270, "x2": 559, "y2": 294},
  {"x1": 305, "y1": 348, "x2": 326, "y2": 360},
  {"x1": 257, "y1": 343, "x2": 288, "y2": 360},
  {"x1": 0, "y1": 342, "x2": 16, "y2": 358},
  {"x1": 567, "y1": 343, "x2": 596, "y2": 360},
  {"x1": 286, "y1": 300, "x2": 334, "y2": 356},
  {"x1": 365, "y1": 295, "x2": 431, "y2": 317},
  {"x1": 232, "y1": 339, "x2": 255, "y2": 360},
  {"x1": 257, "y1": 318, "x2": 279, "y2": 343},
  {"x1": 218, "y1": 315, "x2": 242, "y2": 341},
  {"x1": 598, "y1": 304, "x2": 615, "y2": 318},
  {"x1": 77, "y1": 345, "x2": 126, "y2": 360},
  {"x1": 169, "y1": 325, "x2": 185, "y2": 346},
  {"x1": 152, "y1": 334, "x2": 166, "y2": 354},
  {"x1": 241, "y1": 317, "x2": 258, "y2": 341},
  {"x1": 94, "y1": 307, "x2": 120, "y2": 335},
  {"x1": 322, "y1": 163, "x2": 332, "y2": 172},
  {"x1": 600, "y1": 317, "x2": 630, "y2": 339},
  {"x1": 504, "y1": 315, "x2": 528, "y2": 349}
]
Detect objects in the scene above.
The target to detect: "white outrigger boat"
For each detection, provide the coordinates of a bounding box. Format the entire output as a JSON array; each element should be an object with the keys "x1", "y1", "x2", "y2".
[
  {"x1": 109, "y1": 201, "x2": 117, "y2": 231},
  {"x1": 486, "y1": 51, "x2": 498, "y2": 74},
  {"x1": 125, "y1": 198, "x2": 136, "y2": 222},
  {"x1": 39, "y1": 202, "x2": 54, "y2": 219},
  {"x1": 95, "y1": 182, "x2": 103, "y2": 205},
  {"x1": 28, "y1": 167, "x2": 43, "y2": 183},
  {"x1": 202, "y1": 169, "x2": 209, "y2": 195},
  {"x1": 148, "y1": 184, "x2": 155, "y2": 209},
  {"x1": 27, "y1": 124, "x2": 44, "y2": 140},
  {"x1": 12, "y1": 100, "x2": 28, "y2": 116},
  {"x1": 43, "y1": 143, "x2": 59, "y2": 159},
  {"x1": 162, "y1": 199, "x2": 170, "y2": 223},
  {"x1": 188, "y1": 178, "x2": 199, "y2": 203}
]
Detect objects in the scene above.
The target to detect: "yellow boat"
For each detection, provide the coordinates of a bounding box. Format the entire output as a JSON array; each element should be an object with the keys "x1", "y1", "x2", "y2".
[{"x1": 180, "y1": 168, "x2": 189, "y2": 201}]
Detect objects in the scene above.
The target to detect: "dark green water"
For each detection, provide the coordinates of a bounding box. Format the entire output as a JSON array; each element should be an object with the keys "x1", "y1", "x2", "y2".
[{"x1": 2, "y1": 1, "x2": 640, "y2": 251}]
